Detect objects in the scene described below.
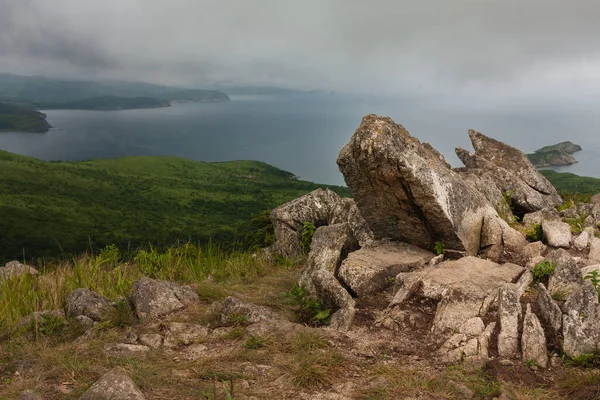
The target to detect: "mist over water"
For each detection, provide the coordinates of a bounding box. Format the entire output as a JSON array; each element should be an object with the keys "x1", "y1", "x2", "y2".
[{"x1": 0, "y1": 96, "x2": 598, "y2": 186}]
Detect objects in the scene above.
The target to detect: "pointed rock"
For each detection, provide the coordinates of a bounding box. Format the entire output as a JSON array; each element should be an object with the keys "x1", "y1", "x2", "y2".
[
  {"x1": 521, "y1": 304, "x2": 548, "y2": 368},
  {"x1": 536, "y1": 283, "x2": 563, "y2": 348},
  {"x1": 79, "y1": 369, "x2": 145, "y2": 400},
  {"x1": 497, "y1": 284, "x2": 522, "y2": 358}
]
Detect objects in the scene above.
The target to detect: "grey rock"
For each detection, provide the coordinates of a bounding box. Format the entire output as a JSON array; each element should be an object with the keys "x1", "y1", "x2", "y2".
[
  {"x1": 0, "y1": 261, "x2": 38, "y2": 279},
  {"x1": 536, "y1": 283, "x2": 563, "y2": 347},
  {"x1": 270, "y1": 189, "x2": 373, "y2": 258},
  {"x1": 515, "y1": 270, "x2": 533, "y2": 297},
  {"x1": 547, "y1": 249, "x2": 583, "y2": 297},
  {"x1": 338, "y1": 242, "x2": 433, "y2": 297},
  {"x1": 581, "y1": 264, "x2": 600, "y2": 278},
  {"x1": 138, "y1": 334, "x2": 163, "y2": 349},
  {"x1": 588, "y1": 237, "x2": 600, "y2": 264},
  {"x1": 337, "y1": 115, "x2": 501, "y2": 256},
  {"x1": 542, "y1": 220, "x2": 572, "y2": 248},
  {"x1": 562, "y1": 281, "x2": 600, "y2": 356},
  {"x1": 79, "y1": 368, "x2": 145, "y2": 400},
  {"x1": 460, "y1": 317, "x2": 485, "y2": 336},
  {"x1": 560, "y1": 208, "x2": 579, "y2": 219},
  {"x1": 391, "y1": 257, "x2": 523, "y2": 332},
  {"x1": 573, "y1": 230, "x2": 591, "y2": 251},
  {"x1": 456, "y1": 130, "x2": 562, "y2": 212},
  {"x1": 521, "y1": 304, "x2": 548, "y2": 368},
  {"x1": 523, "y1": 208, "x2": 560, "y2": 227},
  {"x1": 66, "y1": 288, "x2": 115, "y2": 322},
  {"x1": 75, "y1": 315, "x2": 95, "y2": 330},
  {"x1": 18, "y1": 390, "x2": 43, "y2": 400},
  {"x1": 329, "y1": 305, "x2": 356, "y2": 331},
  {"x1": 103, "y1": 343, "x2": 150, "y2": 358},
  {"x1": 220, "y1": 297, "x2": 278, "y2": 325},
  {"x1": 130, "y1": 277, "x2": 199, "y2": 320},
  {"x1": 497, "y1": 284, "x2": 522, "y2": 358},
  {"x1": 521, "y1": 241, "x2": 547, "y2": 261}
]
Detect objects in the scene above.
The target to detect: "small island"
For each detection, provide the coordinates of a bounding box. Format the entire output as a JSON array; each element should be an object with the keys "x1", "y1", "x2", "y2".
[
  {"x1": 526, "y1": 141, "x2": 582, "y2": 167},
  {"x1": 0, "y1": 102, "x2": 51, "y2": 132}
]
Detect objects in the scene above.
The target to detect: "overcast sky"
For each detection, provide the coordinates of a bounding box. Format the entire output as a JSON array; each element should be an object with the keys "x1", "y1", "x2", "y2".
[{"x1": 2, "y1": 0, "x2": 600, "y2": 103}]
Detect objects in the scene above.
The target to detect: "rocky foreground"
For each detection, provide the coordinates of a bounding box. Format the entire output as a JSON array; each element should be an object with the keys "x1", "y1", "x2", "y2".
[{"x1": 4, "y1": 115, "x2": 600, "y2": 399}]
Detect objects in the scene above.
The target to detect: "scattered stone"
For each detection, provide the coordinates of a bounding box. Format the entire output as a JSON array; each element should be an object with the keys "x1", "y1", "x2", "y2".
[
  {"x1": 391, "y1": 257, "x2": 523, "y2": 332},
  {"x1": 165, "y1": 322, "x2": 210, "y2": 345},
  {"x1": 103, "y1": 343, "x2": 150, "y2": 358},
  {"x1": 18, "y1": 390, "x2": 43, "y2": 400},
  {"x1": 66, "y1": 288, "x2": 115, "y2": 322},
  {"x1": 573, "y1": 230, "x2": 591, "y2": 251},
  {"x1": 541, "y1": 220, "x2": 572, "y2": 248},
  {"x1": 180, "y1": 343, "x2": 209, "y2": 361},
  {"x1": 497, "y1": 284, "x2": 522, "y2": 358},
  {"x1": 588, "y1": 237, "x2": 600, "y2": 264},
  {"x1": 138, "y1": 334, "x2": 163, "y2": 349},
  {"x1": 338, "y1": 242, "x2": 434, "y2": 297},
  {"x1": 547, "y1": 249, "x2": 583, "y2": 296},
  {"x1": 521, "y1": 241, "x2": 547, "y2": 261},
  {"x1": 329, "y1": 305, "x2": 356, "y2": 331},
  {"x1": 521, "y1": 304, "x2": 548, "y2": 368},
  {"x1": 219, "y1": 296, "x2": 278, "y2": 325},
  {"x1": 130, "y1": 277, "x2": 199, "y2": 320},
  {"x1": 0, "y1": 261, "x2": 38, "y2": 279},
  {"x1": 122, "y1": 332, "x2": 138, "y2": 345},
  {"x1": 79, "y1": 368, "x2": 145, "y2": 400},
  {"x1": 562, "y1": 281, "x2": 600, "y2": 356}
]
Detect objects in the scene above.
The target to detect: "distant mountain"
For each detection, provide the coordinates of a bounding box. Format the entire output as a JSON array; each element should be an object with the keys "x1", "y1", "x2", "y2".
[
  {"x1": 0, "y1": 102, "x2": 51, "y2": 132},
  {"x1": 213, "y1": 85, "x2": 322, "y2": 97},
  {"x1": 0, "y1": 73, "x2": 228, "y2": 104},
  {"x1": 161, "y1": 89, "x2": 230, "y2": 103},
  {"x1": 38, "y1": 95, "x2": 172, "y2": 110}
]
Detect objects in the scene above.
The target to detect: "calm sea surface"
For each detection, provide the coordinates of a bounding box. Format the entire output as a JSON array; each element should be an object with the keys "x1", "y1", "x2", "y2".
[{"x1": 1, "y1": 95, "x2": 598, "y2": 185}]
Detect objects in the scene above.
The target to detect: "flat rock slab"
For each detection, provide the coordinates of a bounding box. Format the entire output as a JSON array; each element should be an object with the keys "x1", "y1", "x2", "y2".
[
  {"x1": 338, "y1": 242, "x2": 434, "y2": 297},
  {"x1": 392, "y1": 256, "x2": 524, "y2": 331}
]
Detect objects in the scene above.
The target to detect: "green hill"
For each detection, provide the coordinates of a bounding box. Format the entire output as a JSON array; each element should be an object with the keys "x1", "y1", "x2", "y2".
[
  {"x1": 161, "y1": 90, "x2": 230, "y2": 103},
  {"x1": 540, "y1": 170, "x2": 600, "y2": 195},
  {"x1": 0, "y1": 102, "x2": 51, "y2": 132},
  {"x1": 0, "y1": 151, "x2": 350, "y2": 263},
  {"x1": 38, "y1": 95, "x2": 171, "y2": 110}
]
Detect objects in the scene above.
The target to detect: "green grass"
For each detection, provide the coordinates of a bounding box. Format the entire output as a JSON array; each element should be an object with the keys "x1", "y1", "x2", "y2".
[{"x1": 0, "y1": 150, "x2": 350, "y2": 263}]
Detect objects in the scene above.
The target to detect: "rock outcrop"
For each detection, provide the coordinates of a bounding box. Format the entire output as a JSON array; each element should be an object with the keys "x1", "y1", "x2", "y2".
[
  {"x1": 270, "y1": 189, "x2": 372, "y2": 258},
  {"x1": 336, "y1": 115, "x2": 521, "y2": 258},
  {"x1": 456, "y1": 130, "x2": 562, "y2": 213}
]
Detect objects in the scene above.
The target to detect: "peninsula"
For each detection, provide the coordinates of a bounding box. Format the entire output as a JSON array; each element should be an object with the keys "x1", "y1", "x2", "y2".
[
  {"x1": 0, "y1": 102, "x2": 51, "y2": 132},
  {"x1": 526, "y1": 141, "x2": 582, "y2": 167}
]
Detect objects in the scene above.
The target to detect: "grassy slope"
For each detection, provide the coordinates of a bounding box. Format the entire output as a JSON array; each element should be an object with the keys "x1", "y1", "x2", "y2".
[
  {"x1": 541, "y1": 170, "x2": 600, "y2": 194},
  {"x1": 0, "y1": 150, "x2": 350, "y2": 262}
]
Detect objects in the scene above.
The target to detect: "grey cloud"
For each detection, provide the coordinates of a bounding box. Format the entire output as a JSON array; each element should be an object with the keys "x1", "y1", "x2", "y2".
[{"x1": 1, "y1": 0, "x2": 600, "y2": 98}]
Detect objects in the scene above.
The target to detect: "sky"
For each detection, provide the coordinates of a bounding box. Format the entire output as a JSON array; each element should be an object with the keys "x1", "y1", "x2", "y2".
[{"x1": 2, "y1": 0, "x2": 600, "y2": 105}]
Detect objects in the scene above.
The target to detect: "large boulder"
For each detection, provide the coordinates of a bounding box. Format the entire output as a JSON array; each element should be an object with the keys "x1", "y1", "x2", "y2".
[
  {"x1": 541, "y1": 220, "x2": 572, "y2": 248},
  {"x1": 337, "y1": 242, "x2": 434, "y2": 297},
  {"x1": 270, "y1": 189, "x2": 373, "y2": 258},
  {"x1": 66, "y1": 289, "x2": 115, "y2": 323},
  {"x1": 391, "y1": 257, "x2": 523, "y2": 332},
  {"x1": 546, "y1": 249, "x2": 583, "y2": 297},
  {"x1": 79, "y1": 369, "x2": 145, "y2": 400},
  {"x1": 562, "y1": 281, "x2": 600, "y2": 357},
  {"x1": 0, "y1": 261, "x2": 38, "y2": 279},
  {"x1": 130, "y1": 278, "x2": 199, "y2": 320},
  {"x1": 521, "y1": 304, "x2": 548, "y2": 368},
  {"x1": 337, "y1": 115, "x2": 507, "y2": 256},
  {"x1": 536, "y1": 283, "x2": 563, "y2": 348},
  {"x1": 456, "y1": 130, "x2": 562, "y2": 213}
]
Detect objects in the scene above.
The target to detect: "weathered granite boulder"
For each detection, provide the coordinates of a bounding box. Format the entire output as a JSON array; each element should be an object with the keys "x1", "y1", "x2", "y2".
[
  {"x1": 573, "y1": 229, "x2": 592, "y2": 251},
  {"x1": 391, "y1": 257, "x2": 523, "y2": 332},
  {"x1": 456, "y1": 130, "x2": 562, "y2": 213},
  {"x1": 218, "y1": 296, "x2": 278, "y2": 325},
  {"x1": 522, "y1": 208, "x2": 560, "y2": 227},
  {"x1": 521, "y1": 304, "x2": 548, "y2": 368},
  {"x1": 546, "y1": 249, "x2": 582, "y2": 297},
  {"x1": 536, "y1": 283, "x2": 563, "y2": 348},
  {"x1": 497, "y1": 284, "x2": 522, "y2": 358},
  {"x1": 588, "y1": 237, "x2": 600, "y2": 264},
  {"x1": 79, "y1": 369, "x2": 146, "y2": 400},
  {"x1": 298, "y1": 223, "x2": 358, "y2": 330},
  {"x1": 130, "y1": 278, "x2": 199, "y2": 320},
  {"x1": 562, "y1": 281, "x2": 600, "y2": 356},
  {"x1": 337, "y1": 242, "x2": 434, "y2": 297},
  {"x1": 66, "y1": 289, "x2": 115, "y2": 323},
  {"x1": 521, "y1": 241, "x2": 547, "y2": 261},
  {"x1": 337, "y1": 115, "x2": 510, "y2": 257},
  {"x1": 0, "y1": 261, "x2": 38, "y2": 279},
  {"x1": 270, "y1": 189, "x2": 373, "y2": 258},
  {"x1": 541, "y1": 220, "x2": 572, "y2": 248}
]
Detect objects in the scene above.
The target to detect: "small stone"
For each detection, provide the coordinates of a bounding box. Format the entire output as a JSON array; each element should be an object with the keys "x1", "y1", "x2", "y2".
[
  {"x1": 66, "y1": 288, "x2": 115, "y2": 322},
  {"x1": 79, "y1": 368, "x2": 145, "y2": 400},
  {"x1": 103, "y1": 343, "x2": 149, "y2": 358},
  {"x1": 138, "y1": 333, "x2": 163, "y2": 348},
  {"x1": 75, "y1": 315, "x2": 95, "y2": 330},
  {"x1": 130, "y1": 277, "x2": 199, "y2": 320},
  {"x1": 573, "y1": 230, "x2": 591, "y2": 251}
]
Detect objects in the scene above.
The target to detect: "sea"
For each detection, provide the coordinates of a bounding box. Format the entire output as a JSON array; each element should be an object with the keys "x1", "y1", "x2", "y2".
[{"x1": 1, "y1": 95, "x2": 599, "y2": 186}]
